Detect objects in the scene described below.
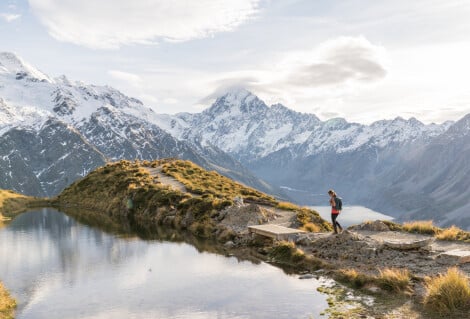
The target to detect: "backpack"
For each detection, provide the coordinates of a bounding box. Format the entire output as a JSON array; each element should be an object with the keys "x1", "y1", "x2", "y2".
[{"x1": 334, "y1": 197, "x2": 343, "y2": 211}]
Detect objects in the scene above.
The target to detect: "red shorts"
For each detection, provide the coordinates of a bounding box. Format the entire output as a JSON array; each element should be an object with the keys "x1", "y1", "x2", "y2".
[{"x1": 331, "y1": 209, "x2": 340, "y2": 215}]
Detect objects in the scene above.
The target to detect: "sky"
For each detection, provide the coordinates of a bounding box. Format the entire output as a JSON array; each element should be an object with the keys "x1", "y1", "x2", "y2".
[{"x1": 1, "y1": 0, "x2": 470, "y2": 124}]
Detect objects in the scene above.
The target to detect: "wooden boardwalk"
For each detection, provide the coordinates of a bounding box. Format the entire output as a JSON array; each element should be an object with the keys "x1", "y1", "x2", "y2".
[{"x1": 248, "y1": 224, "x2": 305, "y2": 241}]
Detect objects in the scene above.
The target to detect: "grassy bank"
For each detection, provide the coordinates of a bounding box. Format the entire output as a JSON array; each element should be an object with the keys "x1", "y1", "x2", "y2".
[{"x1": 0, "y1": 282, "x2": 15, "y2": 319}]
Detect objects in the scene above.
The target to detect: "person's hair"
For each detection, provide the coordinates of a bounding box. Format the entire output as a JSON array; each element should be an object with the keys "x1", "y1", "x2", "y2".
[{"x1": 328, "y1": 189, "x2": 336, "y2": 197}]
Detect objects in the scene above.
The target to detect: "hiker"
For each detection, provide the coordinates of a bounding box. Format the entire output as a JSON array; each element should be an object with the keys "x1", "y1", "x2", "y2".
[{"x1": 328, "y1": 189, "x2": 343, "y2": 234}]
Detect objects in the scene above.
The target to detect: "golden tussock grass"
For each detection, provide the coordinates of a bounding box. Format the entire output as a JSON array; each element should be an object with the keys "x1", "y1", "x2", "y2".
[
  {"x1": 300, "y1": 222, "x2": 322, "y2": 232},
  {"x1": 335, "y1": 267, "x2": 411, "y2": 293},
  {"x1": 402, "y1": 220, "x2": 439, "y2": 235},
  {"x1": 160, "y1": 160, "x2": 277, "y2": 205},
  {"x1": 277, "y1": 201, "x2": 300, "y2": 211},
  {"x1": 436, "y1": 225, "x2": 469, "y2": 241},
  {"x1": 335, "y1": 269, "x2": 370, "y2": 289},
  {"x1": 268, "y1": 241, "x2": 327, "y2": 270},
  {"x1": 399, "y1": 220, "x2": 470, "y2": 242},
  {"x1": 0, "y1": 282, "x2": 16, "y2": 319},
  {"x1": 424, "y1": 267, "x2": 470, "y2": 314},
  {"x1": 375, "y1": 268, "x2": 411, "y2": 293}
]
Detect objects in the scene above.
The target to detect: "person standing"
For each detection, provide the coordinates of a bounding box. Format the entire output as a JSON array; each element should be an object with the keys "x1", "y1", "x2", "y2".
[{"x1": 328, "y1": 189, "x2": 343, "y2": 234}]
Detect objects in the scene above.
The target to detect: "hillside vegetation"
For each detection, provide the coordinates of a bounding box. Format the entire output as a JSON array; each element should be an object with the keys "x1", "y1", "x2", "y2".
[
  {"x1": 161, "y1": 160, "x2": 277, "y2": 205},
  {"x1": 55, "y1": 159, "x2": 330, "y2": 239}
]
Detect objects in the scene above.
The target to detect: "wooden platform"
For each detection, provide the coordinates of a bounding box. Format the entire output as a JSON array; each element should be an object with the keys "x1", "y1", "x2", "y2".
[{"x1": 248, "y1": 224, "x2": 305, "y2": 241}]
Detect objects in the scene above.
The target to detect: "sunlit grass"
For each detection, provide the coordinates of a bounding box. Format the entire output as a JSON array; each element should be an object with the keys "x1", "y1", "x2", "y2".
[
  {"x1": 376, "y1": 268, "x2": 411, "y2": 293},
  {"x1": 160, "y1": 160, "x2": 277, "y2": 204},
  {"x1": 300, "y1": 222, "x2": 322, "y2": 232},
  {"x1": 0, "y1": 282, "x2": 16, "y2": 319},
  {"x1": 277, "y1": 201, "x2": 300, "y2": 211},
  {"x1": 402, "y1": 220, "x2": 438, "y2": 235},
  {"x1": 334, "y1": 267, "x2": 411, "y2": 293},
  {"x1": 424, "y1": 267, "x2": 470, "y2": 314},
  {"x1": 436, "y1": 225, "x2": 469, "y2": 241},
  {"x1": 335, "y1": 269, "x2": 369, "y2": 289}
]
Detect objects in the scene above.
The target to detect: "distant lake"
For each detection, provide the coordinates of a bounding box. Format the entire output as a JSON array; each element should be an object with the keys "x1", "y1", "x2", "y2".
[{"x1": 311, "y1": 206, "x2": 394, "y2": 228}]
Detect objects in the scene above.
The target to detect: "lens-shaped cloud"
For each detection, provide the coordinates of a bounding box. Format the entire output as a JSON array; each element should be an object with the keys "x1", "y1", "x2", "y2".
[
  {"x1": 285, "y1": 36, "x2": 387, "y2": 87},
  {"x1": 29, "y1": 0, "x2": 261, "y2": 49}
]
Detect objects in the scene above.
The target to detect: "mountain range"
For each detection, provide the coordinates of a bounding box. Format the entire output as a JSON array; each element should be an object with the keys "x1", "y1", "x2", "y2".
[
  {"x1": 0, "y1": 52, "x2": 274, "y2": 198},
  {"x1": 1, "y1": 52, "x2": 469, "y2": 228}
]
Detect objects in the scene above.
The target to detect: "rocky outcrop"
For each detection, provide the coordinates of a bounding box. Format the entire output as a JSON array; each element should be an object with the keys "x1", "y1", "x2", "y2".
[{"x1": 219, "y1": 204, "x2": 276, "y2": 233}]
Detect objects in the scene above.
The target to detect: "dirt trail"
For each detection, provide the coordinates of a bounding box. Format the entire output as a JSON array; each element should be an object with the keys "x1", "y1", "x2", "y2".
[
  {"x1": 144, "y1": 165, "x2": 297, "y2": 227},
  {"x1": 144, "y1": 166, "x2": 188, "y2": 193}
]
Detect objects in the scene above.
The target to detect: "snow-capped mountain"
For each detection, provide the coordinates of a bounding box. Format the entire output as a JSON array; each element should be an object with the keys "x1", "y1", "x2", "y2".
[
  {"x1": 157, "y1": 88, "x2": 449, "y2": 161},
  {"x1": 156, "y1": 88, "x2": 470, "y2": 228},
  {"x1": 1, "y1": 52, "x2": 468, "y2": 228},
  {"x1": 0, "y1": 52, "x2": 274, "y2": 196}
]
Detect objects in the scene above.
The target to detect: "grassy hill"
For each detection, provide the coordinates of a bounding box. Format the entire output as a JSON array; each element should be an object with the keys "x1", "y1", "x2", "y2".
[{"x1": 55, "y1": 159, "x2": 330, "y2": 239}]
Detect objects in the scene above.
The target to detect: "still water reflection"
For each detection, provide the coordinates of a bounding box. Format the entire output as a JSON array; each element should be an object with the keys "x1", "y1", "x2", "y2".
[{"x1": 0, "y1": 209, "x2": 330, "y2": 319}]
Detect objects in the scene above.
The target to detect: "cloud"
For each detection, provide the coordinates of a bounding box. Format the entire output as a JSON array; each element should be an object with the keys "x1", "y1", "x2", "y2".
[
  {"x1": 162, "y1": 98, "x2": 179, "y2": 105},
  {"x1": 203, "y1": 36, "x2": 388, "y2": 108},
  {"x1": 198, "y1": 76, "x2": 261, "y2": 104},
  {"x1": 108, "y1": 70, "x2": 142, "y2": 87},
  {"x1": 28, "y1": 0, "x2": 261, "y2": 49},
  {"x1": 284, "y1": 36, "x2": 387, "y2": 87},
  {"x1": 0, "y1": 13, "x2": 21, "y2": 22}
]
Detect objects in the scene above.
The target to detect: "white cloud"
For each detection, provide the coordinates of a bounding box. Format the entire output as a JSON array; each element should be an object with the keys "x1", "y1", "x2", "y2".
[
  {"x1": 108, "y1": 70, "x2": 142, "y2": 87},
  {"x1": 28, "y1": 0, "x2": 261, "y2": 49},
  {"x1": 0, "y1": 13, "x2": 21, "y2": 22},
  {"x1": 163, "y1": 98, "x2": 179, "y2": 105},
  {"x1": 205, "y1": 36, "x2": 388, "y2": 111}
]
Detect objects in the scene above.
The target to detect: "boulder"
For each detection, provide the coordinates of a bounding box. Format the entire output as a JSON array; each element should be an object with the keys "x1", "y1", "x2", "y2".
[
  {"x1": 349, "y1": 220, "x2": 390, "y2": 232},
  {"x1": 383, "y1": 237, "x2": 434, "y2": 250},
  {"x1": 436, "y1": 250, "x2": 470, "y2": 265}
]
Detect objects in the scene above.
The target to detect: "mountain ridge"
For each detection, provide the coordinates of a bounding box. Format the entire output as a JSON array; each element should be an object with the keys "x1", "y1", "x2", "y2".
[{"x1": 0, "y1": 52, "x2": 277, "y2": 198}]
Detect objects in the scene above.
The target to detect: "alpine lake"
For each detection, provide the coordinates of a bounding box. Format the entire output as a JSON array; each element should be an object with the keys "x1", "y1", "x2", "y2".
[{"x1": 0, "y1": 208, "x2": 372, "y2": 319}]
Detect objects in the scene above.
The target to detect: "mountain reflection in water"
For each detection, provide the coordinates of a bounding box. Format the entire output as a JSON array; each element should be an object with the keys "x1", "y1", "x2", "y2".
[{"x1": 0, "y1": 209, "x2": 330, "y2": 319}]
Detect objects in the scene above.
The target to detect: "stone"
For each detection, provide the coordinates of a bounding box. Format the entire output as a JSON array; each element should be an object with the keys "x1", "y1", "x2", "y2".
[
  {"x1": 436, "y1": 250, "x2": 470, "y2": 265},
  {"x1": 299, "y1": 274, "x2": 315, "y2": 279},
  {"x1": 224, "y1": 240, "x2": 235, "y2": 248},
  {"x1": 383, "y1": 237, "x2": 434, "y2": 250},
  {"x1": 349, "y1": 220, "x2": 390, "y2": 232}
]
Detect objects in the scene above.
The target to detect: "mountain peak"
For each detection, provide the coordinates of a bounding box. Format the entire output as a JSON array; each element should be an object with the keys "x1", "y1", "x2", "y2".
[
  {"x1": 207, "y1": 88, "x2": 268, "y2": 115},
  {"x1": 218, "y1": 87, "x2": 255, "y2": 104},
  {"x1": 0, "y1": 52, "x2": 53, "y2": 83}
]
